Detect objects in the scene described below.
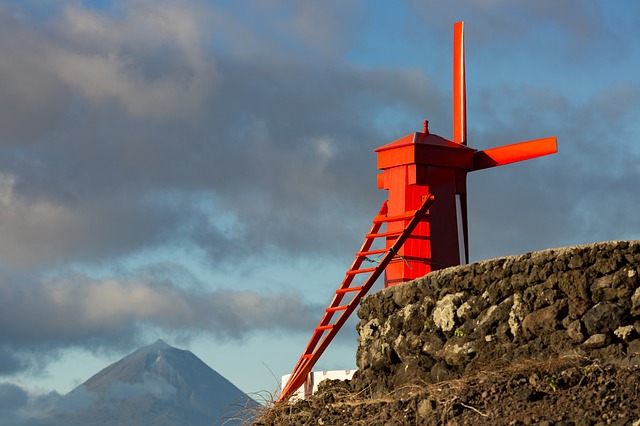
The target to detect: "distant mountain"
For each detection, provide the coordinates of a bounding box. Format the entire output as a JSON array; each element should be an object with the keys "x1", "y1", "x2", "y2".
[{"x1": 43, "y1": 340, "x2": 259, "y2": 426}]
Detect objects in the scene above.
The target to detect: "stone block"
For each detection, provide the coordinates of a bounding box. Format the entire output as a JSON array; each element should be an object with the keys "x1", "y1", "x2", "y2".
[
  {"x1": 521, "y1": 299, "x2": 568, "y2": 340},
  {"x1": 582, "y1": 302, "x2": 624, "y2": 336},
  {"x1": 583, "y1": 334, "x2": 609, "y2": 349}
]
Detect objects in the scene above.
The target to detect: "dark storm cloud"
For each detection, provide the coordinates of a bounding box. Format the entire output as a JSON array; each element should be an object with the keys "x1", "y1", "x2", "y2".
[
  {"x1": 0, "y1": 345, "x2": 26, "y2": 375},
  {"x1": 0, "y1": 382, "x2": 29, "y2": 409},
  {"x1": 0, "y1": 382, "x2": 63, "y2": 426}
]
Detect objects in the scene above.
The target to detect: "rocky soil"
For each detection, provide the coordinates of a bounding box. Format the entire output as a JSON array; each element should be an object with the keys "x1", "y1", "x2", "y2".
[
  {"x1": 256, "y1": 358, "x2": 640, "y2": 425},
  {"x1": 254, "y1": 241, "x2": 640, "y2": 425}
]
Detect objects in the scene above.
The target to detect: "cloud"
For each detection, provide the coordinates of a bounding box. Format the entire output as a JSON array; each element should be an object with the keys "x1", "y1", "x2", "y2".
[
  {"x1": 0, "y1": 382, "x2": 29, "y2": 409},
  {"x1": 0, "y1": 382, "x2": 63, "y2": 426},
  {"x1": 0, "y1": 379, "x2": 173, "y2": 425},
  {"x1": 0, "y1": 349, "x2": 25, "y2": 375},
  {"x1": 0, "y1": 172, "x2": 181, "y2": 269},
  {"x1": 0, "y1": 0, "x2": 442, "y2": 273},
  {"x1": 0, "y1": 9, "x2": 67, "y2": 141},
  {"x1": 49, "y1": 2, "x2": 219, "y2": 118},
  {"x1": 107, "y1": 378, "x2": 176, "y2": 401},
  {"x1": 0, "y1": 266, "x2": 322, "y2": 355}
]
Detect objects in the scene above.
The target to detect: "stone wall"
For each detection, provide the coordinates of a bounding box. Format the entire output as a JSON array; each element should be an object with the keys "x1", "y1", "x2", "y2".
[{"x1": 353, "y1": 241, "x2": 640, "y2": 397}]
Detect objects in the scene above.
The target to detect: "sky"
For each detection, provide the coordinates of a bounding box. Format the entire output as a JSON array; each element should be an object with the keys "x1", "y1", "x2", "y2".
[{"x1": 0, "y1": 0, "x2": 639, "y2": 417}]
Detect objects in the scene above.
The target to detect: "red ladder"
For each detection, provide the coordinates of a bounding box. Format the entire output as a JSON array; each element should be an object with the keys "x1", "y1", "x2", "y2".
[{"x1": 278, "y1": 194, "x2": 436, "y2": 401}]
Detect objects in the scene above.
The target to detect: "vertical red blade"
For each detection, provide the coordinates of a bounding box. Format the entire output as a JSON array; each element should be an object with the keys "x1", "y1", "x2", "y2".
[{"x1": 453, "y1": 21, "x2": 466, "y2": 145}]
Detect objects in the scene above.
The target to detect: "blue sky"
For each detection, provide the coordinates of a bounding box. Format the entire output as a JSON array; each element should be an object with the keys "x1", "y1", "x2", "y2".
[{"x1": 0, "y1": 0, "x2": 639, "y2": 414}]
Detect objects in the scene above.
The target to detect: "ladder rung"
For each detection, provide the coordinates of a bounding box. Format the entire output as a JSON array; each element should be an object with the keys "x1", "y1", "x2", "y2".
[
  {"x1": 366, "y1": 230, "x2": 402, "y2": 238},
  {"x1": 346, "y1": 267, "x2": 377, "y2": 275},
  {"x1": 336, "y1": 286, "x2": 363, "y2": 294},
  {"x1": 326, "y1": 306, "x2": 348, "y2": 312},
  {"x1": 390, "y1": 255, "x2": 429, "y2": 262},
  {"x1": 373, "y1": 210, "x2": 419, "y2": 223},
  {"x1": 316, "y1": 325, "x2": 333, "y2": 331},
  {"x1": 357, "y1": 248, "x2": 387, "y2": 257},
  {"x1": 372, "y1": 214, "x2": 386, "y2": 223},
  {"x1": 301, "y1": 354, "x2": 313, "y2": 359}
]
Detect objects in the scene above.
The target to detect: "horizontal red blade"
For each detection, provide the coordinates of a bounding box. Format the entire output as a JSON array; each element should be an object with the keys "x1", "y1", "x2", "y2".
[{"x1": 473, "y1": 136, "x2": 557, "y2": 171}]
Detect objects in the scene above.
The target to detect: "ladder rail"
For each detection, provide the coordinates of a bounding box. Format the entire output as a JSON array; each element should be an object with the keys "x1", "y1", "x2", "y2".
[
  {"x1": 281, "y1": 201, "x2": 388, "y2": 388},
  {"x1": 279, "y1": 194, "x2": 435, "y2": 401}
]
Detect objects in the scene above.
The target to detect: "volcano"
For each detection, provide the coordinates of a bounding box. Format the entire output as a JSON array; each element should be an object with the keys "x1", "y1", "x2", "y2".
[{"x1": 47, "y1": 340, "x2": 259, "y2": 426}]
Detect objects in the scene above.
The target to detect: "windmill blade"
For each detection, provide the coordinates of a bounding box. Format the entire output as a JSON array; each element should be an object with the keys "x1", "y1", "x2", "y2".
[
  {"x1": 473, "y1": 137, "x2": 557, "y2": 171},
  {"x1": 453, "y1": 21, "x2": 466, "y2": 145}
]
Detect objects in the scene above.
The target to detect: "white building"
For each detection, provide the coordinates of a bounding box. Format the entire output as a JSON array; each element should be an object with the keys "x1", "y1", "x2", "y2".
[{"x1": 281, "y1": 369, "x2": 356, "y2": 401}]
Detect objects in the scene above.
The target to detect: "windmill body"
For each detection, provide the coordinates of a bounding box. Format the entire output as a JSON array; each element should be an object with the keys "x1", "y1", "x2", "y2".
[{"x1": 375, "y1": 130, "x2": 473, "y2": 286}]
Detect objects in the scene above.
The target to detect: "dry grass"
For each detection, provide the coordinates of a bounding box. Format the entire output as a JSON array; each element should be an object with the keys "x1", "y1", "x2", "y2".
[
  {"x1": 210, "y1": 389, "x2": 279, "y2": 425},
  {"x1": 251, "y1": 354, "x2": 596, "y2": 425}
]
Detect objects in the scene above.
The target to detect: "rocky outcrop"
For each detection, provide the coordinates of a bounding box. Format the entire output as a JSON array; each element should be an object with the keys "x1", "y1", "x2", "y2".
[
  {"x1": 353, "y1": 241, "x2": 640, "y2": 397},
  {"x1": 256, "y1": 241, "x2": 640, "y2": 425}
]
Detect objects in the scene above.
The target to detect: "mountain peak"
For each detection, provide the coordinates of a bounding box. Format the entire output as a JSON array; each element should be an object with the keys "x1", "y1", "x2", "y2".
[
  {"x1": 58, "y1": 341, "x2": 259, "y2": 425},
  {"x1": 150, "y1": 338, "x2": 170, "y2": 348}
]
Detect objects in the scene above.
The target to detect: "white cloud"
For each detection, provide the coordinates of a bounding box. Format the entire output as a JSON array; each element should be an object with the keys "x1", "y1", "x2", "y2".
[{"x1": 49, "y1": 1, "x2": 219, "y2": 118}]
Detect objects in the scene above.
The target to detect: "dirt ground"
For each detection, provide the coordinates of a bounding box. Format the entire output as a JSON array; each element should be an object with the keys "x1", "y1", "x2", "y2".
[{"x1": 254, "y1": 356, "x2": 640, "y2": 425}]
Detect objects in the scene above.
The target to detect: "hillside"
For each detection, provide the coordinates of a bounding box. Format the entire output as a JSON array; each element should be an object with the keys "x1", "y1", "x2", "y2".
[
  {"x1": 256, "y1": 241, "x2": 640, "y2": 425},
  {"x1": 44, "y1": 340, "x2": 257, "y2": 426}
]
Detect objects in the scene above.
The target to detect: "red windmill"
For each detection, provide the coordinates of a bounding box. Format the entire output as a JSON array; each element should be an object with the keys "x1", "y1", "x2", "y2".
[
  {"x1": 377, "y1": 21, "x2": 557, "y2": 286},
  {"x1": 278, "y1": 21, "x2": 557, "y2": 401}
]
